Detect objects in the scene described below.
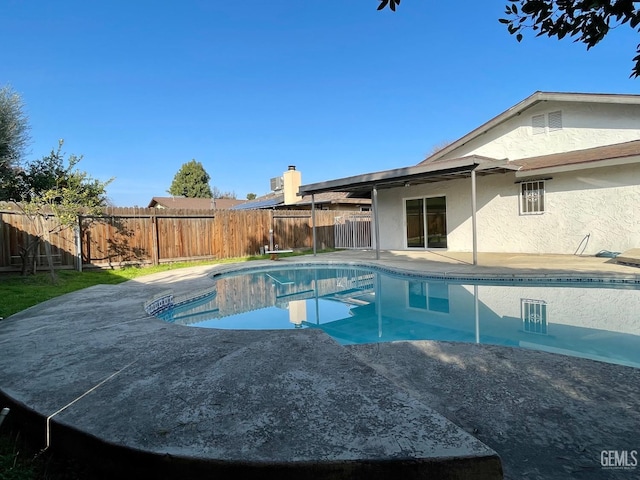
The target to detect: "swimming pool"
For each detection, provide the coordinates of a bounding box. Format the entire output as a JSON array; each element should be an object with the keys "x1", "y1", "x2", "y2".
[{"x1": 148, "y1": 265, "x2": 640, "y2": 368}]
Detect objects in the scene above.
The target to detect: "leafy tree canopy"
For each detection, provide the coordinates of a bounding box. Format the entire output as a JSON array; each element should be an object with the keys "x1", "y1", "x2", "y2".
[
  {"x1": 20, "y1": 140, "x2": 113, "y2": 224},
  {"x1": 15, "y1": 140, "x2": 113, "y2": 278},
  {"x1": 246, "y1": 193, "x2": 257, "y2": 200},
  {"x1": 377, "y1": 1, "x2": 640, "y2": 77},
  {"x1": 168, "y1": 159, "x2": 213, "y2": 198},
  {"x1": 0, "y1": 85, "x2": 31, "y2": 199}
]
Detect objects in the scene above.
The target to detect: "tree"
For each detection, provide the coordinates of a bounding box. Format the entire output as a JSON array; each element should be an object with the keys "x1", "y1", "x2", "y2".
[
  {"x1": 16, "y1": 140, "x2": 112, "y2": 279},
  {"x1": 500, "y1": 1, "x2": 640, "y2": 77},
  {"x1": 425, "y1": 139, "x2": 454, "y2": 158},
  {"x1": 0, "y1": 85, "x2": 31, "y2": 200},
  {"x1": 377, "y1": 1, "x2": 640, "y2": 78},
  {"x1": 168, "y1": 159, "x2": 213, "y2": 198},
  {"x1": 246, "y1": 193, "x2": 257, "y2": 200},
  {"x1": 212, "y1": 186, "x2": 237, "y2": 199}
]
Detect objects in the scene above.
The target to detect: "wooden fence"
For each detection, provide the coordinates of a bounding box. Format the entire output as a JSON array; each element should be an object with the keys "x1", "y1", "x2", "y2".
[{"x1": 0, "y1": 205, "x2": 360, "y2": 272}]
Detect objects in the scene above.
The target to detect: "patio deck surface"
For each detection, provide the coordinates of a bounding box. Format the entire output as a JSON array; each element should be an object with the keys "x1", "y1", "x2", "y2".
[{"x1": 1, "y1": 250, "x2": 639, "y2": 479}]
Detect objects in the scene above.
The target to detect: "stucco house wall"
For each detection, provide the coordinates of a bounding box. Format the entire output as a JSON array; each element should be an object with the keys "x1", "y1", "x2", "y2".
[
  {"x1": 436, "y1": 101, "x2": 640, "y2": 162},
  {"x1": 377, "y1": 161, "x2": 640, "y2": 255}
]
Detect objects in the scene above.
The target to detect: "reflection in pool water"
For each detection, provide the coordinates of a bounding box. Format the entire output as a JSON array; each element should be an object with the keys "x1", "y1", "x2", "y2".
[{"x1": 153, "y1": 266, "x2": 640, "y2": 368}]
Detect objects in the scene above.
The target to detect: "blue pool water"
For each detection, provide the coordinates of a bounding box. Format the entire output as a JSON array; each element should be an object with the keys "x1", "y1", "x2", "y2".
[{"x1": 151, "y1": 265, "x2": 640, "y2": 368}]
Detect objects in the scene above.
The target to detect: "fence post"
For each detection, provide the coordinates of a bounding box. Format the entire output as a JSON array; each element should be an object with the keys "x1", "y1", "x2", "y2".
[
  {"x1": 75, "y1": 215, "x2": 83, "y2": 272},
  {"x1": 151, "y1": 212, "x2": 160, "y2": 266}
]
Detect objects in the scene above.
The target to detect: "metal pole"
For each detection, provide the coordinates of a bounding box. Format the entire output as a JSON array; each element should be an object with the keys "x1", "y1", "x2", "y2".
[
  {"x1": 314, "y1": 268, "x2": 320, "y2": 324},
  {"x1": 373, "y1": 186, "x2": 380, "y2": 260},
  {"x1": 474, "y1": 284, "x2": 480, "y2": 343},
  {"x1": 311, "y1": 194, "x2": 317, "y2": 256},
  {"x1": 376, "y1": 272, "x2": 383, "y2": 338},
  {"x1": 471, "y1": 170, "x2": 478, "y2": 266}
]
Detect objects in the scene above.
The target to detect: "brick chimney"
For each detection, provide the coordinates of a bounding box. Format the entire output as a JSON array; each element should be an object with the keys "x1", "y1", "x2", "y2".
[{"x1": 283, "y1": 165, "x2": 302, "y2": 205}]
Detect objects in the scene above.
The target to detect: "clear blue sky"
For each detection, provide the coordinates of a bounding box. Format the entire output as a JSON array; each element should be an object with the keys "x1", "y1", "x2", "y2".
[{"x1": 2, "y1": 0, "x2": 639, "y2": 206}]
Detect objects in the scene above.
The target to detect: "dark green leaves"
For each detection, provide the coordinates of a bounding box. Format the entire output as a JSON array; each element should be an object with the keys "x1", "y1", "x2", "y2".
[
  {"x1": 500, "y1": 1, "x2": 640, "y2": 77},
  {"x1": 377, "y1": 0, "x2": 401, "y2": 11}
]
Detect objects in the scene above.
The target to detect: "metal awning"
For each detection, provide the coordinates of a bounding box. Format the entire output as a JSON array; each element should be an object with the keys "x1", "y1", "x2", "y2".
[
  {"x1": 299, "y1": 156, "x2": 520, "y2": 265},
  {"x1": 298, "y1": 156, "x2": 518, "y2": 197}
]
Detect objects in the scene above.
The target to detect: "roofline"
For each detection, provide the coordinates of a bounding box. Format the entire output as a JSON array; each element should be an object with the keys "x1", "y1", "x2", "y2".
[
  {"x1": 515, "y1": 156, "x2": 640, "y2": 177},
  {"x1": 299, "y1": 156, "x2": 517, "y2": 196},
  {"x1": 422, "y1": 91, "x2": 640, "y2": 164}
]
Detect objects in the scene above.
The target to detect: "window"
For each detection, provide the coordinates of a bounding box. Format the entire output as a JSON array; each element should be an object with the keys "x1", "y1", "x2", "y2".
[
  {"x1": 521, "y1": 299, "x2": 548, "y2": 335},
  {"x1": 520, "y1": 180, "x2": 545, "y2": 214}
]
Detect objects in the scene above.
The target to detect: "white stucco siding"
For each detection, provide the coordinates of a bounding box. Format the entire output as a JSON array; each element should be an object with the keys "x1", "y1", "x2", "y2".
[
  {"x1": 377, "y1": 163, "x2": 640, "y2": 254},
  {"x1": 438, "y1": 102, "x2": 640, "y2": 161},
  {"x1": 377, "y1": 178, "x2": 473, "y2": 250}
]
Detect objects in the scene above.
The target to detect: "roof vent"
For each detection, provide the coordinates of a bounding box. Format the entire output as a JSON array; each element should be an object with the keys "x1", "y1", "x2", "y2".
[
  {"x1": 532, "y1": 114, "x2": 545, "y2": 135},
  {"x1": 548, "y1": 111, "x2": 563, "y2": 131}
]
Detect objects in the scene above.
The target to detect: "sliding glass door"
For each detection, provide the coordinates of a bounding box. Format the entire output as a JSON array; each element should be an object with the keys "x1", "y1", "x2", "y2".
[
  {"x1": 405, "y1": 196, "x2": 447, "y2": 248},
  {"x1": 405, "y1": 199, "x2": 425, "y2": 248}
]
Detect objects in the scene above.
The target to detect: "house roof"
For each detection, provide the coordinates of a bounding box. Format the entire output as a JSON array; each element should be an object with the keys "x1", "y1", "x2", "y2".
[
  {"x1": 298, "y1": 140, "x2": 640, "y2": 197},
  {"x1": 232, "y1": 193, "x2": 284, "y2": 210},
  {"x1": 512, "y1": 139, "x2": 640, "y2": 175},
  {"x1": 302, "y1": 92, "x2": 640, "y2": 197},
  {"x1": 232, "y1": 191, "x2": 370, "y2": 210},
  {"x1": 147, "y1": 197, "x2": 246, "y2": 209},
  {"x1": 298, "y1": 156, "x2": 518, "y2": 197},
  {"x1": 295, "y1": 191, "x2": 371, "y2": 206},
  {"x1": 420, "y1": 91, "x2": 640, "y2": 165}
]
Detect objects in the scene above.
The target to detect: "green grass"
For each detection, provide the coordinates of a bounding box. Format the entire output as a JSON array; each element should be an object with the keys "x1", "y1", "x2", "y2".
[
  {"x1": 0, "y1": 248, "x2": 336, "y2": 478},
  {"x1": 0, "y1": 249, "x2": 333, "y2": 319}
]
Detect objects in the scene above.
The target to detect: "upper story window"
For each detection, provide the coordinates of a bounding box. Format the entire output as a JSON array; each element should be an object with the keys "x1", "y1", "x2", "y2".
[
  {"x1": 520, "y1": 180, "x2": 545, "y2": 214},
  {"x1": 531, "y1": 111, "x2": 563, "y2": 134}
]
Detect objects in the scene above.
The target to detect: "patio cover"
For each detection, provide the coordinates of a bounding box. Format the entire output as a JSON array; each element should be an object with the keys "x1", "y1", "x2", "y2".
[{"x1": 298, "y1": 156, "x2": 520, "y2": 264}]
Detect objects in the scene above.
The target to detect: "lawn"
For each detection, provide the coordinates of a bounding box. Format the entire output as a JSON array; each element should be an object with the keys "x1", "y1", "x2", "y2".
[
  {"x1": 0, "y1": 251, "x2": 318, "y2": 319},
  {"x1": 0, "y1": 249, "x2": 331, "y2": 479}
]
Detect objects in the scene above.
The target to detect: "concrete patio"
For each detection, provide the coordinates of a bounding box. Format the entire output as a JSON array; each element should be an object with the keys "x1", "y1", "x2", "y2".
[{"x1": 0, "y1": 250, "x2": 639, "y2": 479}]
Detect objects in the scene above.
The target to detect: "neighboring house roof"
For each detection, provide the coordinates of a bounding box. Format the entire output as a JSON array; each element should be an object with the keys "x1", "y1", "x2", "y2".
[
  {"x1": 420, "y1": 91, "x2": 640, "y2": 165},
  {"x1": 296, "y1": 191, "x2": 371, "y2": 206},
  {"x1": 232, "y1": 191, "x2": 370, "y2": 210},
  {"x1": 232, "y1": 193, "x2": 284, "y2": 210},
  {"x1": 512, "y1": 139, "x2": 640, "y2": 175},
  {"x1": 147, "y1": 197, "x2": 246, "y2": 209}
]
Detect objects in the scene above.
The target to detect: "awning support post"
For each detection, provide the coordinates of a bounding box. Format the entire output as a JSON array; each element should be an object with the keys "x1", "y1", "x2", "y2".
[
  {"x1": 471, "y1": 169, "x2": 478, "y2": 266},
  {"x1": 373, "y1": 185, "x2": 380, "y2": 260},
  {"x1": 311, "y1": 194, "x2": 317, "y2": 256}
]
